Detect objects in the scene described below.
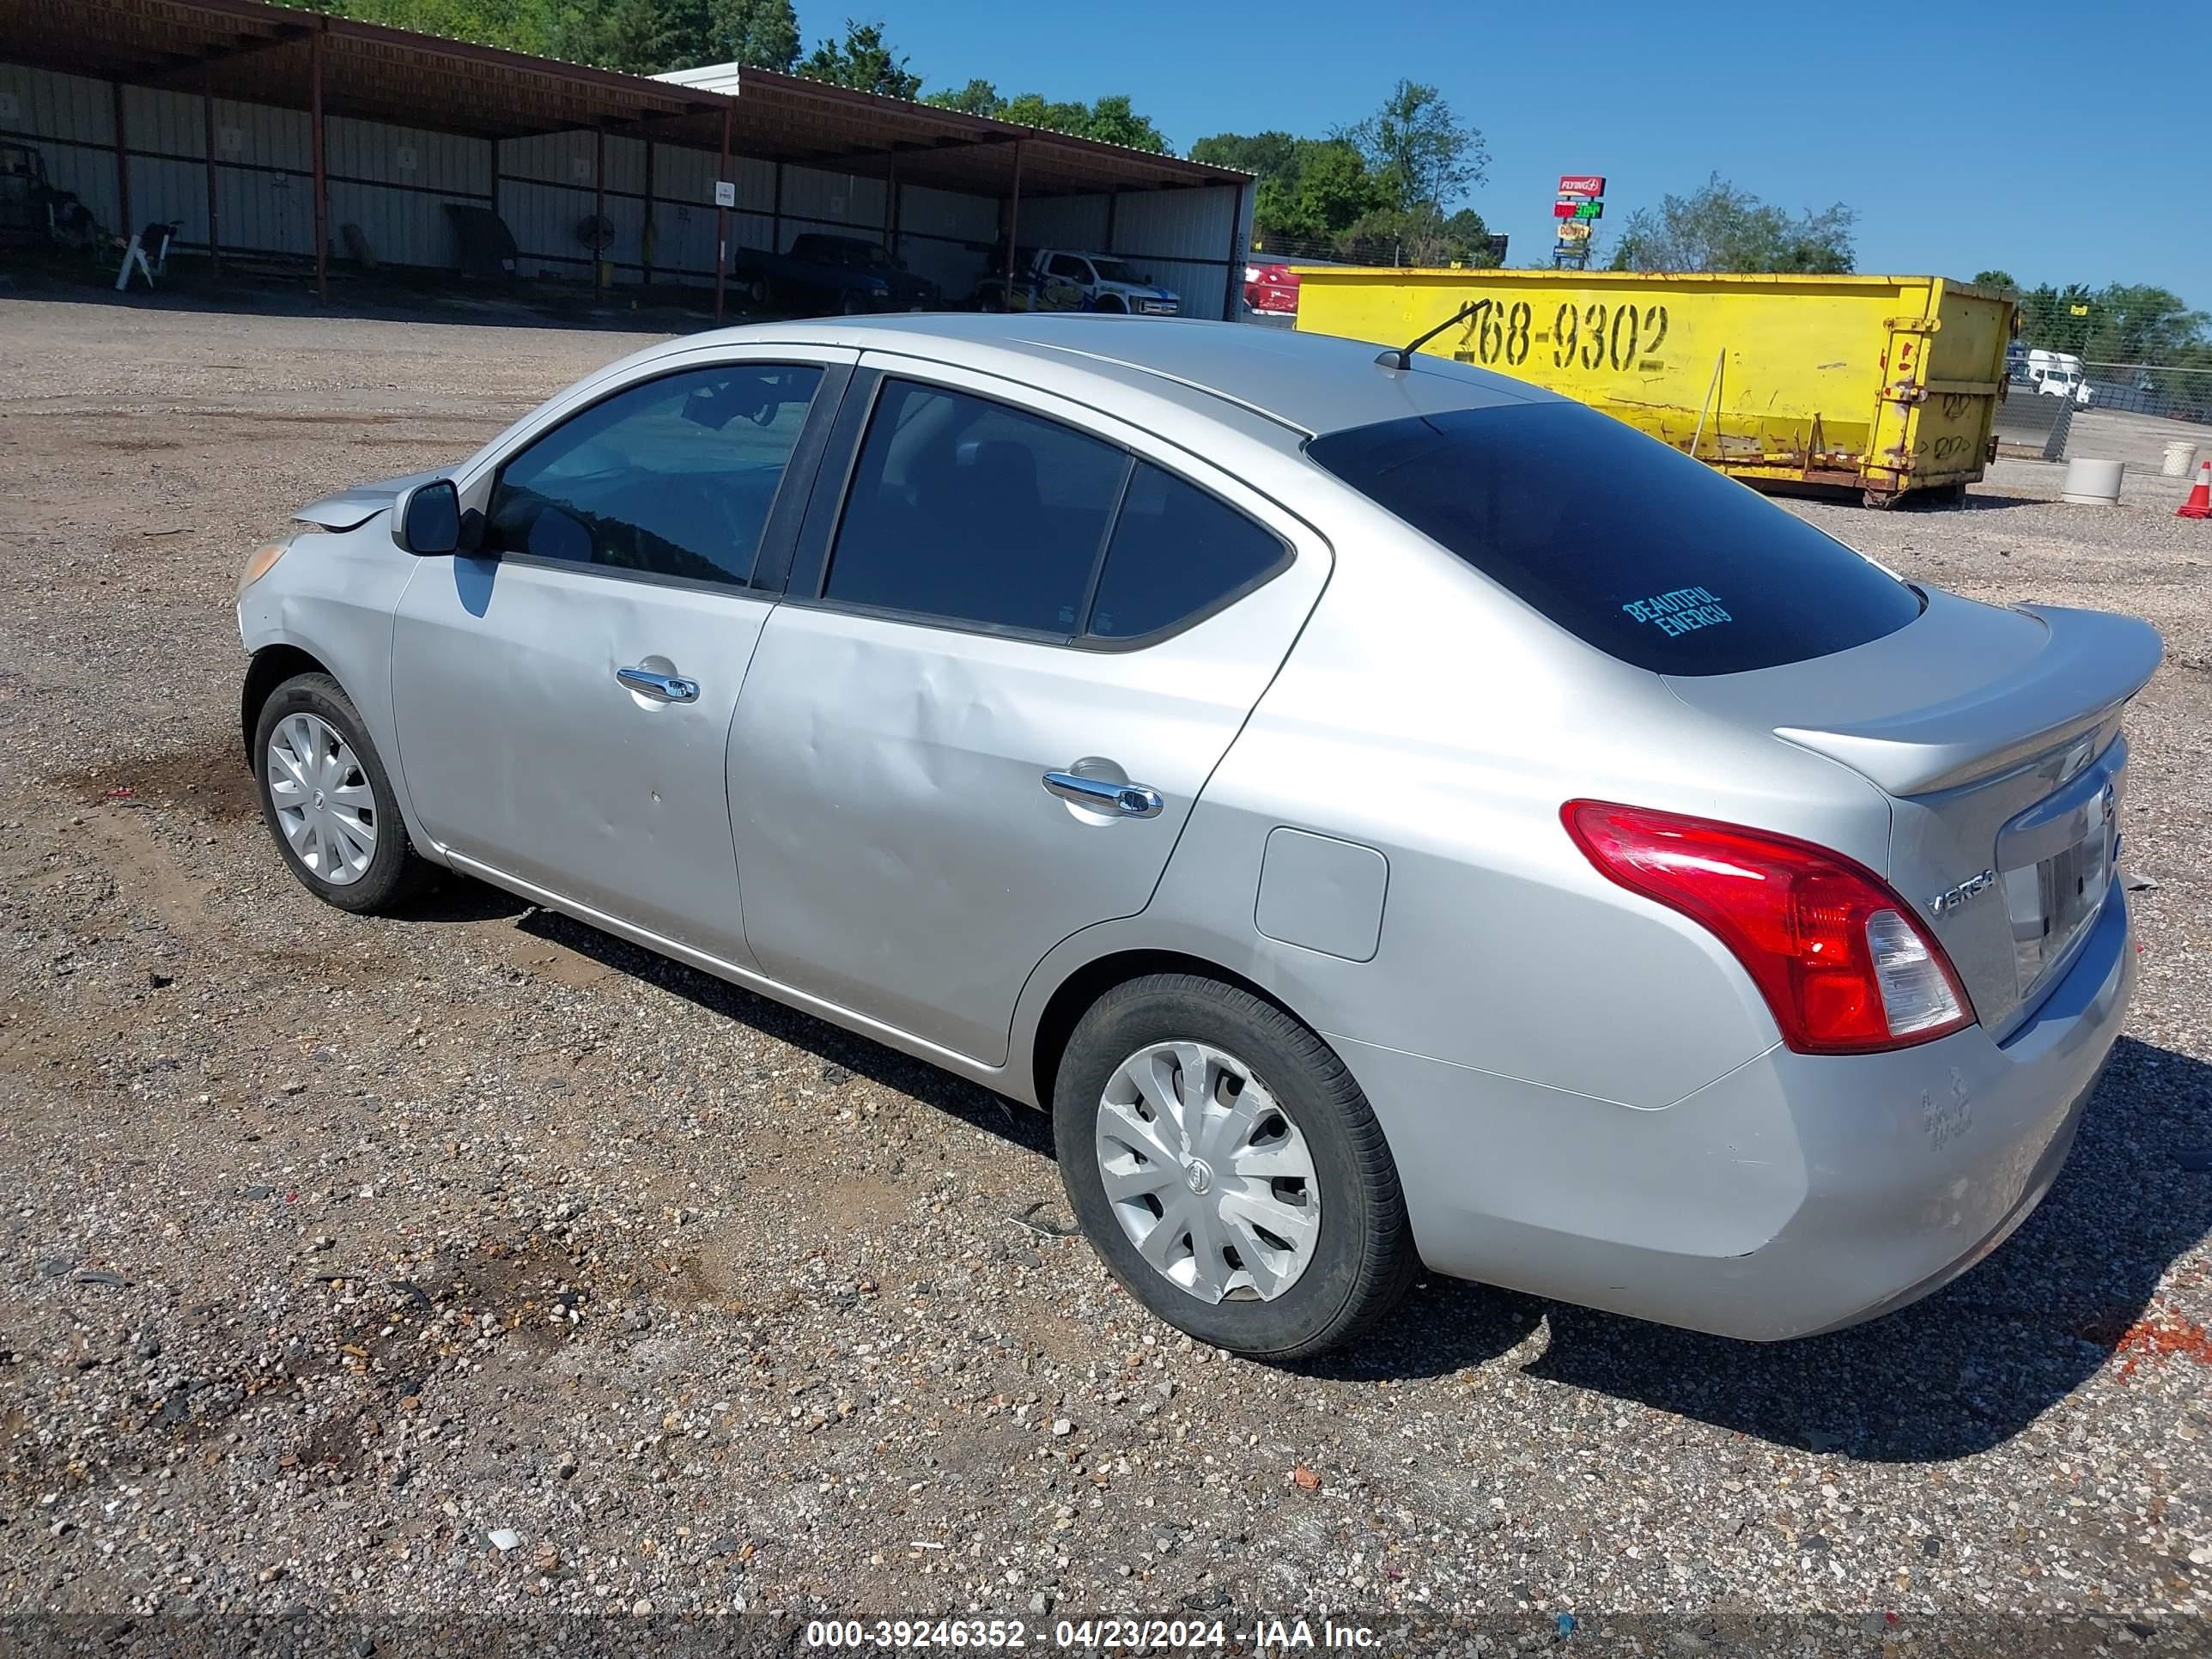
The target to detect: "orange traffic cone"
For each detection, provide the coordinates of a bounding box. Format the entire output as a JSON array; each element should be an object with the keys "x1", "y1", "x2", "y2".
[{"x1": 2181, "y1": 459, "x2": 2212, "y2": 520}]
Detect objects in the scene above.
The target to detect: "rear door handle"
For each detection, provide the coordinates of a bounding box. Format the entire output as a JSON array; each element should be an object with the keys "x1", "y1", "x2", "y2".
[
  {"x1": 617, "y1": 666, "x2": 700, "y2": 703},
  {"x1": 1042, "y1": 770, "x2": 1163, "y2": 818}
]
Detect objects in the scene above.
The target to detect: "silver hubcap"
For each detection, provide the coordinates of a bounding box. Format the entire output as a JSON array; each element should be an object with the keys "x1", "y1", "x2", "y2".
[
  {"x1": 1095, "y1": 1041, "x2": 1321, "y2": 1304},
  {"x1": 265, "y1": 712, "x2": 378, "y2": 886}
]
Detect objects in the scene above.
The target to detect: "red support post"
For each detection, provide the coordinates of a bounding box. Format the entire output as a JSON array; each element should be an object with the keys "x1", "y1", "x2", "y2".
[
  {"x1": 201, "y1": 64, "x2": 221, "y2": 277},
  {"x1": 308, "y1": 25, "x2": 327, "y2": 301},
  {"x1": 641, "y1": 138, "x2": 654, "y2": 290},
  {"x1": 884, "y1": 149, "x2": 897, "y2": 259},
  {"x1": 1002, "y1": 140, "x2": 1023, "y2": 305},
  {"x1": 592, "y1": 125, "x2": 605, "y2": 297},
  {"x1": 1222, "y1": 182, "x2": 1244, "y2": 321},
  {"x1": 713, "y1": 100, "x2": 732, "y2": 325},
  {"x1": 111, "y1": 79, "x2": 131, "y2": 240}
]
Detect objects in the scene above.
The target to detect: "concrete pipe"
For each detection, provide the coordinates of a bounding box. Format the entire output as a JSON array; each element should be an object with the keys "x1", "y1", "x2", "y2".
[{"x1": 2061, "y1": 457, "x2": 2125, "y2": 506}]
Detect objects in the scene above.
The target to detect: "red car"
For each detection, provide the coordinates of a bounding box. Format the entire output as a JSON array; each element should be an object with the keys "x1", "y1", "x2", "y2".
[{"x1": 1243, "y1": 261, "x2": 1300, "y2": 315}]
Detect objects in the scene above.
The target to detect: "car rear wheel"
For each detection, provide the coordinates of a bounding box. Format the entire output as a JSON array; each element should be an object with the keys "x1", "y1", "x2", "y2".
[
  {"x1": 1052, "y1": 974, "x2": 1415, "y2": 1358},
  {"x1": 252, "y1": 672, "x2": 424, "y2": 915}
]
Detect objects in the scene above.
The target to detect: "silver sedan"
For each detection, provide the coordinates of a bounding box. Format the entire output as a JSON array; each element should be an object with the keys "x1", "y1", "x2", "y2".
[{"x1": 236, "y1": 315, "x2": 2160, "y2": 1357}]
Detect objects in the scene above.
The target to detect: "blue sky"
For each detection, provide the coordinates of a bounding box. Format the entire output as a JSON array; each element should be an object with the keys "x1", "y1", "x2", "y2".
[{"x1": 853, "y1": 0, "x2": 2205, "y2": 303}]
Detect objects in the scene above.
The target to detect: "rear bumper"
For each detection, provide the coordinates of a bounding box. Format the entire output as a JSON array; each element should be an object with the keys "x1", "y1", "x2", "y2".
[{"x1": 1336, "y1": 881, "x2": 2135, "y2": 1340}]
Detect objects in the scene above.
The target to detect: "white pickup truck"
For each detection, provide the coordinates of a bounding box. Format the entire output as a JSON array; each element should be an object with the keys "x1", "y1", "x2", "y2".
[
  {"x1": 2027, "y1": 348, "x2": 2094, "y2": 407},
  {"x1": 981, "y1": 247, "x2": 1181, "y2": 316}
]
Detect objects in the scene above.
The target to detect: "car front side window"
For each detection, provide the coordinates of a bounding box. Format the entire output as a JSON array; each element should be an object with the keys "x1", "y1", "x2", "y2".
[
  {"x1": 822, "y1": 380, "x2": 1128, "y2": 636},
  {"x1": 486, "y1": 362, "x2": 823, "y2": 588}
]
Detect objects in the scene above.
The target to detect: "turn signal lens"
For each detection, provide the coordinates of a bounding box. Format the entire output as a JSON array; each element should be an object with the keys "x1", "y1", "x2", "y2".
[
  {"x1": 1562, "y1": 800, "x2": 1975, "y2": 1054},
  {"x1": 238, "y1": 543, "x2": 288, "y2": 595}
]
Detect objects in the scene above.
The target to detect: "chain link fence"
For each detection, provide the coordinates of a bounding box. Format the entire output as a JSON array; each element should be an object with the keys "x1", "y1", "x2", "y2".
[
  {"x1": 2075, "y1": 362, "x2": 2212, "y2": 425},
  {"x1": 1246, "y1": 229, "x2": 1509, "y2": 270}
]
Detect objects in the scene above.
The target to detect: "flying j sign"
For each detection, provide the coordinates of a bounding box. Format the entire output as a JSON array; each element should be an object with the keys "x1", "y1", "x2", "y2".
[{"x1": 1558, "y1": 175, "x2": 1606, "y2": 198}]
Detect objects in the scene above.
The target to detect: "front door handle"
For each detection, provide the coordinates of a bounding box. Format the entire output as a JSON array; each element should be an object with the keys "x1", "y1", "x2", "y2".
[
  {"x1": 617, "y1": 666, "x2": 700, "y2": 703},
  {"x1": 1043, "y1": 770, "x2": 1164, "y2": 818}
]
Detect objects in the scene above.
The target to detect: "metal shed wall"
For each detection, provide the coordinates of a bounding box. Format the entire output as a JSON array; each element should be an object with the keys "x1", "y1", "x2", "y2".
[
  {"x1": 486, "y1": 138, "x2": 1003, "y2": 292},
  {"x1": 1011, "y1": 182, "x2": 1246, "y2": 319},
  {"x1": 4, "y1": 62, "x2": 495, "y2": 267},
  {"x1": 4, "y1": 50, "x2": 1249, "y2": 315},
  {"x1": 1, "y1": 63, "x2": 122, "y2": 228}
]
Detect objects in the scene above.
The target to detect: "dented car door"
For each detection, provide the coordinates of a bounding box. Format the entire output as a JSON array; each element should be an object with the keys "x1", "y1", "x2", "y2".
[{"x1": 726, "y1": 358, "x2": 1328, "y2": 1066}]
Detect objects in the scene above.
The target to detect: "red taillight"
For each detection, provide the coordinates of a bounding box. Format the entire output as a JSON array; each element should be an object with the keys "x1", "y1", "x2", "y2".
[{"x1": 1561, "y1": 799, "x2": 1976, "y2": 1054}]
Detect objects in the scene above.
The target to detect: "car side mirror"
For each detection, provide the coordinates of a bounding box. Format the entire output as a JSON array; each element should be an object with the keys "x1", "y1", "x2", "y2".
[{"x1": 395, "y1": 479, "x2": 460, "y2": 556}]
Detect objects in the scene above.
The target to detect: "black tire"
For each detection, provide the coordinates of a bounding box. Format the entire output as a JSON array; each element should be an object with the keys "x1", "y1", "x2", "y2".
[
  {"x1": 252, "y1": 672, "x2": 425, "y2": 915},
  {"x1": 1052, "y1": 974, "x2": 1416, "y2": 1359}
]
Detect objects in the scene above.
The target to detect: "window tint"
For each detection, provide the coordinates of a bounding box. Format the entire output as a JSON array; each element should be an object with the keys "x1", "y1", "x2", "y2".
[
  {"x1": 1305, "y1": 401, "x2": 1923, "y2": 675},
  {"x1": 1087, "y1": 463, "x2": 1286, "y2": 640},
  {"x1": 487, "y1": 363, "x2": 822, "y2": 588},
  {"x1": 824, "y1": 380, "x2": 1127, "y2": 635},
  {"x1": 1048, "y1": 254, "x2": 1091, "y2": 281}
]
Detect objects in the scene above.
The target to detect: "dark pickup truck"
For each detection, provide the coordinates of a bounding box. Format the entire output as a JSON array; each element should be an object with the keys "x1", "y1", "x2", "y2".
[{"x1": 732, "y1": 233, "x2": 941, "y2": 314}]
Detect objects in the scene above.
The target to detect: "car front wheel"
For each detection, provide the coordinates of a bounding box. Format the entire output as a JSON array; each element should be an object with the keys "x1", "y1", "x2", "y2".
[
  {"x1": 1052, "y1": 974, "x2": 1415, "y2": 1358},
  {"x1": 252, "y1": 671, "x2": 424, "y2": 915}
]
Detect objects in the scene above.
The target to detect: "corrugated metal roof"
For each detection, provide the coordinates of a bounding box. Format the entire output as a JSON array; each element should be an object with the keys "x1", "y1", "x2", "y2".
[{"x1": 3, "y1": 0, "x2": 1252, "y2": 198}]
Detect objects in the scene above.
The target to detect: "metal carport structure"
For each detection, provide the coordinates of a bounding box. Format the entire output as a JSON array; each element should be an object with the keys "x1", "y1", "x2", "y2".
[{"x1": 0, "y1": 0, "x2": 1254, "y2": 318}]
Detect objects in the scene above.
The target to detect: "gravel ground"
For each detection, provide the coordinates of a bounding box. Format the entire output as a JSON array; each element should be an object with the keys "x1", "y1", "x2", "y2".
[{"x1": 3, "y1": 295, "x2": 2210, "y2": 1654}]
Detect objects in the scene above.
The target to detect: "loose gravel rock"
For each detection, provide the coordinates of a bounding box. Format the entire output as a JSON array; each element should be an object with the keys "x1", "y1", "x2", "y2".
[{"x1": 2, "y1": 296, "x2": 2209, "y2": 1647}]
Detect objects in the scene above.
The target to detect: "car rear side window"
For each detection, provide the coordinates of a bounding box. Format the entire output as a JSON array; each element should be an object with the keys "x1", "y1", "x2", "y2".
[
  {"x1": 487, "y1": 363, "x2": 822, "y2": 588},
  {"x1": 824, "y1": 380, "x2": 1127, "y2": 635},
  {"x1": 1305, "y1": 401, "x2": 1923, "y2": 675},
  {"x1": 1086, "y1": 463, "x2": 1288, "y2": 641}
]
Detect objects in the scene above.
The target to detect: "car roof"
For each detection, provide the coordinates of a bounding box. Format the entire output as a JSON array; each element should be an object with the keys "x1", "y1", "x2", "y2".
[{"x1": 672, "y1": 313, "x2": 1550, "y2": 438}]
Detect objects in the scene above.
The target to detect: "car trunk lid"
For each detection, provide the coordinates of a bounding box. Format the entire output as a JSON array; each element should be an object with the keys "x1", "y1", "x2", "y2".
[{"x1": 1666, "y1": 589, "x2": 2161, "y2": 1037}]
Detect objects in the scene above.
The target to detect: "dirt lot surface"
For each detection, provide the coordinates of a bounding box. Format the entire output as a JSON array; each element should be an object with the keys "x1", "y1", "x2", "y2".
[{"x1": 3, "y1": 295, "x2": 2210, "y2": 1652}]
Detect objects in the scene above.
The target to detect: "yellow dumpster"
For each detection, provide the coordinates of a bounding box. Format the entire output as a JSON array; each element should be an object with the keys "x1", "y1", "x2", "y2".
[{"x1": 1291, "y1": 269, "x2": 2014, "y2": 506}]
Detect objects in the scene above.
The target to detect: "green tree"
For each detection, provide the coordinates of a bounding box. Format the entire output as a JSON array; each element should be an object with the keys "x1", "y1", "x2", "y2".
[
  {"x1": 924, "y1": 77, "x2": 1003, "y2": 115},
  {"x1": 1340, "y1": 80, "x2": 1485, "y2": 215},
  {"x1": 1188, "y1": 131, "x2": 1304, "y2": 182},
  {"x1": 2082, "y1": 283, "x2": 2208, "y2": 363},
  {"x1": 1288, "y1": 141, "x2": 1389, "y2": 240},
  {"x1": 2015, "y1": 282, "x2": 2097, "y2": 353},
  {"x1": 1337, "y1": 203, "x2": 1494, "y2": 267},
  {"x1": 538, "y1": 0, "x2": 689, "y2": 74},
  {"x1": 1079, "y1": 94, "x2": 1167, "y2": 153},
  {"x1": 799, "y1": 18, "x2": 921, "y2": 98},
  {"x1": 1189, "y1": 131, "x2": 1388, "y2": 248},
  {"x1": 1972, "y1": 268, "x2": 2019, "y2": 295},
  {"x1": 1607, "y1": 173, "x2": 1855, "y2": 273},
  {"x1": 933, "y1": 86, "x2": 1169, "y2": 153},
  {"x1": 278, "y1": 0, "x2": 568, "y2": 55},
  {"x1": 703, "y1": 0, "x2": 798, "y2": 70}
]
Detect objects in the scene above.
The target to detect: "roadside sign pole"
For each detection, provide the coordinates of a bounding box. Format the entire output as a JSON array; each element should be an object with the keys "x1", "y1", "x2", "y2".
[{"x1": 1551, "y1": 173, "x2": 1604, "y2": 271}]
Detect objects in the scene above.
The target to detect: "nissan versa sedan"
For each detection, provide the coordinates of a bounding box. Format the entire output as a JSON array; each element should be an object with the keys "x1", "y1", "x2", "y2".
[{"x1": 235, "y1": 314, "x2": 2160, "y2": 1358}]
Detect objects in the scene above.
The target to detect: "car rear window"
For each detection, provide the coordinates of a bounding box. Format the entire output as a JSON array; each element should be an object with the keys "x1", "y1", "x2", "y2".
[{"x1": 1304, "y1": 401, "x2": 1923, "y2": 675}]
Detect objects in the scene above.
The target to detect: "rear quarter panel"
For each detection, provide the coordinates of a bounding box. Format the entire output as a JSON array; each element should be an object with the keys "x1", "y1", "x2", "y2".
[{"x1": 1021, "y1": 484, "x2": 1895, "y2": 1115}]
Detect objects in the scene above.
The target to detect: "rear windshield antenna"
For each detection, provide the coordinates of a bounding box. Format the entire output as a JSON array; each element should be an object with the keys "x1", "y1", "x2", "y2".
[{"x1": 1378, "y1": 302, "x2": 1478, "y2": 372}]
